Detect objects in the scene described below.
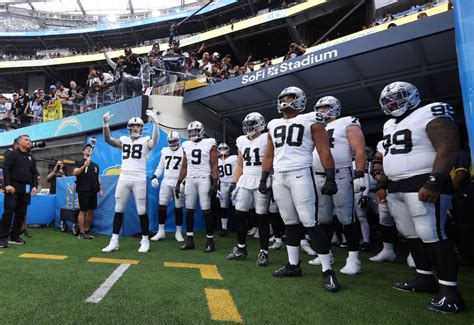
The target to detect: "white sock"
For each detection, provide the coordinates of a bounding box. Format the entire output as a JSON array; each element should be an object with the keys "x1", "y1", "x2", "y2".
[
  {"x1": 176, "y1": 225, "x2": 182, "y2": 233},
  {"x1": 186, "y1": 232, "x2": 194, "y2": 236},
  {"x1": 341, "y1": 233, "x2": 347, "y2": 243},
  {"x1": 158, "y1": 224, "x2": 165, "y2": 232},
  {"x1": 206, "y1": 235, "x2": 214, "y2": 239},
  {"x1": 260, "y1": 249, "x2": 268, "y2": 254},
  {"x1": 318, "y1": 254, "x2": 332, "y2": 272},
  {"x1": 142, "y1": 235, "x2": 149, "y2": 241},
  {"x1": 287, "y1": 245, "x2": 300, "y2": 265},
  {"x1": 383, "y1": 242, "x2": 394, "y2": 251},
  {"x1": 275, "y1": 238, "x2": 282, "y2": 244},
  {"x1": 348, "y1": 251, "x2": 359, "y2": 260},
  {"x1": 359, "y1": 217, "x2": 370, "y2": 243},
  {"x1": 221, "y1": 218, "x2": 228, "y2": 230},
  {"x1": 112, "y1": 234, "x2": 119, "y2": 241},
  {"x1": 238, "y1": 244, "x2": 246, "y2": 249}
]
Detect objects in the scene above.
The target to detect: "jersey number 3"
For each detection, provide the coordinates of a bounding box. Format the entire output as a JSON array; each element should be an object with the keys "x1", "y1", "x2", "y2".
[{"x1": 123, "y1": 144, "x2": 143, "y2": 159}]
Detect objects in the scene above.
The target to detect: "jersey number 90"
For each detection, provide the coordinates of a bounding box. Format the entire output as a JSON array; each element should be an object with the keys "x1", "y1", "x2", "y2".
[{"x1": 273, "y1": 124, "x2": 304, "y2": 148}]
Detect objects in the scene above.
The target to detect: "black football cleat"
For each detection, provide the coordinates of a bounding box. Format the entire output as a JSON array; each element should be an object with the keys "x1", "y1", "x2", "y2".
[
  {"x1": 226, "y1": 246, "x2": 248, "y2": 260},
  {"x1": 8, "y1": 236, "x2": 26, "y2": 245},
  {"x1": 0, "y1": 240, "x2": 9, "y2": 248},
  {"x1": 204, "y1": 238, "x2": 215, "y2": 253},
  {"x1": 180, "y1": 236, "x2": 195, "y2": 250},
  {"x1": 256, "y1": 251, "x2": 269, "y2": 267},
  {"x1": 272, "y1": 262, "x2": 303, "y2": 278},
  {"x1": 322, "y1": 269, "x2": 340, "y2": 293},
  {"x1": 392, "y1": 274, "x2": 438, "y2": 294},
  {"x1": 427, "y1": 290, "x2": 465, "y2": 314}
]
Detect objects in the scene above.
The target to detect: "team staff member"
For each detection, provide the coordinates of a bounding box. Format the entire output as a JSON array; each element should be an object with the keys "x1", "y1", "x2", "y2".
[
  {"x1": 74, "y1": 143, "x2": 103, "y2": 240},
  {"x1": 0, "y1": 135, "x2": 39, "y2": 247},
  {"x1": 47, "y1": 160, "x2": 67, "y2": 194}
]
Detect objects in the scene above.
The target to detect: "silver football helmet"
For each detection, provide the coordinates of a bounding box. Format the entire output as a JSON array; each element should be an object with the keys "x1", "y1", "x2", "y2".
[
  {"x1": 242, "y1": 112, "x2": 266, "y2": 137},
  {"x1": 379, "y1": 81, "x2": 420, "y2": 117},
  {"x1": 167, "y1": 130, "x2": 180, "y2": 151},
  {"x1": 314, "y1": 96, "x2": 341, "y2": 119},
  {"x1": 217, "y1": 143, "x2": 230, "y2": 158},
  {"x1": 277, "y1": 86, "x2": 307, "y2": 113},
  {"x1": 127, "y1": 117, "x2": 144, "y2": 138},
  {"x1": 187, "y1": 120, "x2": 204, "y2": 142}
]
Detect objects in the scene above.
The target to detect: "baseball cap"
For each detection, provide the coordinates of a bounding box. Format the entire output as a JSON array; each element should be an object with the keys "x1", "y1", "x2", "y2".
[
  {"x1": 213, "y1": 52, "x2": 220, "y2": 58},
  {"x1": 50, "y1": 85, "x2": 56, "y2": 89}
]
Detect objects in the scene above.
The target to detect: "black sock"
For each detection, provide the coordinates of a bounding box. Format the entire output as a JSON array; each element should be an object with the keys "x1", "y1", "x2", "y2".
[
  {"x1": 344, "y1": 222, "x2": 361, "y2": 251},
  {"x1": 270, "y1": 213, "x2": 284, "y2": 238},
  {"x1": 407, "y1": 238, "x2": 433, "y2": 273},
  {"x1": 381, "y1": 225, "x2": 397, "y2": 244},
  {"x1": 139, "y1": 214, "x2": 149, "y2": 236},
  {"x1": 285, "y1": 224, "x2": 301, "y2": 247},
  {"x1": 305, "y1": 226, "x2": 329, "y2": 255},
  {"x1": 112, "y1": 212, "x2": 124, "y2": 234},
  {"x1": 426, "y1": 240, "x2": 458, "y2": 283},
  {"x1": 256, "y1": 214, "x2": 270, "y2": 251},
  {"x1": 321, "y1": 224, "x2": 335, "y2": 246},
  {"x1": 158, "y1": 205, "x2": 167, "y2": 225},
  {"x1": 203, "y1": 211, "x2": 214, "y2": 237},
  {"x1": 174, "y1": 208, "x2": 183, "y2": 226},
  {"x1": 248, "y1": 210, "x2": 256, "y2": 230},
  {"x1": 235, "y1": 210, "x2": 248, "y2": 246},
  {"x1": 186, "y1": 210, "x2": 195, "y2": 233}
]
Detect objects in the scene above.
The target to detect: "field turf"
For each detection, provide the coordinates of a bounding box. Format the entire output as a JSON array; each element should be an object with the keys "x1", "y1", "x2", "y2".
[{"x1": 0, "y1": 228, "x2": 472, "y2": 324}]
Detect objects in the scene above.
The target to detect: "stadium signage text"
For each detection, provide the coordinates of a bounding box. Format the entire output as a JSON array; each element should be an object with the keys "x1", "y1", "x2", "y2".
[{"x1": 241, "y1": 49, "x2": 338, "y2": 85}]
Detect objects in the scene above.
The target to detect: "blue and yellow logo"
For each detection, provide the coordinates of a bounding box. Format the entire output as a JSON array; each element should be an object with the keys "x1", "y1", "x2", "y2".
[
  {"x1": 103, "y1": 165, "x2": 122, "y2": 176},
  {"x1": 55, "y1": 117, "x2": 82, "y2": 136}
]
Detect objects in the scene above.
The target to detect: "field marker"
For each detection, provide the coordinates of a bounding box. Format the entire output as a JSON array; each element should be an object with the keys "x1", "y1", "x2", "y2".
[
  {"x1": 88, "y1": 257, "x2": 140, "y2": 265},
  {"x1": 164, "y1": 262, "x2": 223, "y2": 280},
  {"x1": 86, "y1": 263, "x2": 131, "y2": 304},
  {"x1": 205, "y1": 288, "x2": 242, "y2": 323},
  {"x1": 19, "y1": 253, "x2": 68, "y2": 260}
]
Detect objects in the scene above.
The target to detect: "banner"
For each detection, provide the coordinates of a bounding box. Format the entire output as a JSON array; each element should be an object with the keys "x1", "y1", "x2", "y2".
[
  {"x1": 454, "y1": 2, "x2": 474, "y2": 167},
  {"x1": 0, "y1": 96, "x2": 143, "y2": 147}
]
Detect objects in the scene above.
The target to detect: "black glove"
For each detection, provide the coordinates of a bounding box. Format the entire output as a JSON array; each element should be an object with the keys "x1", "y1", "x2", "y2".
[
  {"x1": 258, "y1": 171, "x2": 270, "y2": 194},
  {"x1": 228, "y1": 182, "x2": 236, "y2": 194},
  {"x1": 321, "y1": 168, "x2": 338, "y2": 195},
  {"x1": 358, "y1": 195, "x2": 369, "y2": 208},
  {"x1": 175, "y1": 180, "x2": 182, "y2": 198},
  {"x1": 208, "y1": 179, "x2": 218, "y2": 197}
]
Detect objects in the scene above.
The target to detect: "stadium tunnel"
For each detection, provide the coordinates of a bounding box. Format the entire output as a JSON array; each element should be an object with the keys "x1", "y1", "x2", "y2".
[{"x1": 183, "y1": 10, "x2": 463, "y2": 148}]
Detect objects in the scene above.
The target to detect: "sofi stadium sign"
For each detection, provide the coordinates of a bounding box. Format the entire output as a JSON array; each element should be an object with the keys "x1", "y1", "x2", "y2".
[{"x1": 241, "y1": 49, "x2": 338, "y2": 85}]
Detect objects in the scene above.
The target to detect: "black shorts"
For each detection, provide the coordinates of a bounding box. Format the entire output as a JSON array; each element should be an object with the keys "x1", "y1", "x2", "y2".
[{"x1": 78, "y1": 191, "x2": 97, "y2": 212}]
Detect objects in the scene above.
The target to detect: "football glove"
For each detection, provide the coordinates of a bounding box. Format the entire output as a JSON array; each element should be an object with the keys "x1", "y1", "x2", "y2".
[
  {"x1": 208, "y1": 179, "x2": 218, "y2": 197},
  {"x1": 103, "y1": 111, "x2": 113, "y2": 125},
  {"x1": 151, "y1": 176, "x2": 159, "y2": 188},
  {"x1": 145, "y1": 109, "x2": 160, "y2": 126},
  {"x1": 175, "y1": 180, "x2": 182, "y2": 198},
  {"x1": 358, "y1": 195, "x2": 369, "y2": 208},
  {"x1": 321, "y1": 168, "x2": 338, "y2": 195},
  {"x1": 228, "y1": 182, "x2": 236, "y2": 194},
  {"x1": 353, "y1": 171, "x2": 367, "y2": 193}
]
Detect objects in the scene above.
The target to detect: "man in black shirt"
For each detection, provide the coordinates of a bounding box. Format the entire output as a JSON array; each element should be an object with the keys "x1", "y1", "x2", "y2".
[
  {"x1": 73, "y1": 144, "x2": 103, "y2": 240},
  {"x1": 47, "y1": 160, "x2": 66, "y2": 194},
  {"x1": 0, "y1": 135, "x2": 39, "y2": 247}
]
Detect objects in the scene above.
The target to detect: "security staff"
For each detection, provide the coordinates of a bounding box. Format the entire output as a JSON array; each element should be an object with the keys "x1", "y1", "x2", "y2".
[
  {"x1": 0, "y1": 135, "x2": 39, "y2": 247},
  {"x1": 73, "y1": 143, "x2": 103, "y2": 240}
]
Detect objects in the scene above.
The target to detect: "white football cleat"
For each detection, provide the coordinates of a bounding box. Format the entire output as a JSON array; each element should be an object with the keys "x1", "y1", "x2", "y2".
[
  {"x1": 175, "y1": 232, "x2": 184, "y2": 242},
  {"x1": 300, "y1": 240, "x2": 317, "y2": 256},
  {"x1": 406, "y1": 253, "x2": 416, "y2": 268},
  {"x1": 247, "y1": 227, "x2": 257, "y2": 236},
  {"x1": 151, "y1": 230, "x2": 166, "y2": 241},
  {"x1": 138, "y1": 238, "x2": 150, "y2": 253},
  {"x1": 269, "y1": 236, "x2": 276, "y2": 243},
  {"x1": 269, "y1": 241, "x2": 284, "y2": 250},
  {"x1": 253, "y1": 230, "x2": 260, "y2": 239},
  {"x1": 102, "y1": 240, "x2": 119, "y2": 253},
  {"x1": 340, "y1": 258, "x2": 362, "y2": 275},
  {"x1": 308, "y1": 252, "x2": 334, "y2": 266},
  {"x1": 369, "y1": 249, "x2": 396, "y2": 262}
]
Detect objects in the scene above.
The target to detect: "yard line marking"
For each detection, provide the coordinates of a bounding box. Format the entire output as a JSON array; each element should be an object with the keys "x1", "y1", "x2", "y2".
[
  {"x1": 164, "y1": 262, "x2": 223, "y2": 280},
  {"x1": 205, "y1": 288, "x2": 242, "y2": 323},
  {"x1": 0, "y1": 252, "x2": 4, "y2": 254},
  {"x1": 19, "y1": 253, "x2": 68, "y2": 260},
  {"x1": 86, "y1": 263, "x2": 131, "y2": 304},
  {"x1": 88, "y1": 257, "x2": 139, "y2": 265}
]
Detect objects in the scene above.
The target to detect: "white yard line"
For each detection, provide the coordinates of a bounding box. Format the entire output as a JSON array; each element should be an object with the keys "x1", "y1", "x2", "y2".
[{"x1": 86, "y1": 263, "x2": 131, "y2": 304}]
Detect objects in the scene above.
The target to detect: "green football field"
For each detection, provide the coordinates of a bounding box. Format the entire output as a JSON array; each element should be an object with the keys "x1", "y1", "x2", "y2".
[{"x1": 0, "y1": 228, "x2": 472, "y2": 324}]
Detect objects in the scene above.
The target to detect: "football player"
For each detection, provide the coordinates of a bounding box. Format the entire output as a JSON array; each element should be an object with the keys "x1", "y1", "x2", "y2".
[
  {"x1": 260, "y1": 86, "x2": 340, "y2": 292},
  {"x1": 101, "y1": 109, "x2": 160, "y2": 253},
  {"x1": 353, "y1": 152, "x2": 371, "y2": 251},
  {"x1": 216, "y1": 143, "x2": 237, "y2": 236},
  {"x1": 226, "y1": 112, "x2": 272, "y2": 266},
  {"x1": 150, "y1": 130, "x2": 185, "y2": 242},
  {"x1": 176, "y1": 121, "x2": 218, "y2": 252},
  {"x1": 376, "y1": 81, "x2": 464, "y2": 313},
  {"x1": 310, "y1": 96, "x2": 367, "y2": 275}
]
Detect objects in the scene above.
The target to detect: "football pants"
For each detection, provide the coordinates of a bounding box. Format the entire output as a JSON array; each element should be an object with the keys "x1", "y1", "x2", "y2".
[
  {"x1": 185, "y1": 176, "x2": 211, "y2": 210},
  {"x1": 115, "y1": 177, "x2": 147, "y2": 215}
]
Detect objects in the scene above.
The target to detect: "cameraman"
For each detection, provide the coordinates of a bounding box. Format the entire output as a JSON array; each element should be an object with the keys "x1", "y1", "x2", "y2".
[
  {"x1": 0, "y1": 135, "x2": 39, "y2": 247},
  {"x1": 47, "y1": 160, "x2": 67, "y2": 195}
]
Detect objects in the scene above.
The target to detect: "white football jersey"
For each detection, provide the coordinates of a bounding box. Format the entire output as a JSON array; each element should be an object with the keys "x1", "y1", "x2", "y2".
[
  {"x1": 268, "y1": 113, "x2": 324, "y2": 172},
  {"x1": 218, "y1": 155, "x2": 238, "y2": 183},
  {"x1": 382, "y1": 102, "x2": 454, "y2": 181},
  {"x1": 313, "y1": 116, "x2": 361, "y2": 172},
  {"x1": 154, "y1": 147, "x2": 184, "y2": 186},
  {"x1": 236, "y1": 133, "x2": 267, "y2": 176},
  {"x1": 119, "y1": 135, "x2": 151, "y2": 180},
  {"x1": 182, "y1": 138, "x2": 216, "y2": 177}
]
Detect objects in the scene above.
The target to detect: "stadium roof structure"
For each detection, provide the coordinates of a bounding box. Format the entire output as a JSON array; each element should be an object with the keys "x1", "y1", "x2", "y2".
[{"x1": 184, "y1": 10, "x2": 462, "y2": 137}]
